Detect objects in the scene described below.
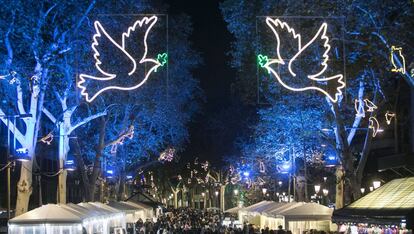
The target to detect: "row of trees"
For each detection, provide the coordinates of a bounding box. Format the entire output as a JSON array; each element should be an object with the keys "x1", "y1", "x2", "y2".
[{"x1": 0, "y1": 0, "x2": 201, "y2": 215}]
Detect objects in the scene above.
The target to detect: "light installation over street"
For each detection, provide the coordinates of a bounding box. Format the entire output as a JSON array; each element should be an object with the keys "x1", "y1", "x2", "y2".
[
  {"x1": 259, "y1": 17, "x2": 345, "y2": 103},
  {"x1": 78, "y1": 15, "x2": 166, "y2": 102}
]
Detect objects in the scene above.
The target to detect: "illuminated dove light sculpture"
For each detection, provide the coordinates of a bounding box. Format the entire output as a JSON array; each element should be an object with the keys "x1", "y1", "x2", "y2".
[
  {"x1": 78, "y1": 16, "x2": 163, "y2": 102},
  {"x1": 390, "y1": 46, "x2": 406, "y2": 74},
  {"x1": 261, "y1": 18, "x2": 345, "y2": 103},
  {"x1": 385, "y1": 111, "x2": 396, "y2": 125},
  {"x1": 363, "y1": 99, "x2": 377, "y2": 112},
  {"x1": 368, "y1": 117, "x2": 381, "y2": 137}
]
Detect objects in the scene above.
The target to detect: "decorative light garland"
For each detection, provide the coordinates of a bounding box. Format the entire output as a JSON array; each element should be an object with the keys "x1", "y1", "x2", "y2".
[
  {"x1": 385, "y1": 111, "x2": 396, "y2": 125},
  {"x1": 260, "y1": 17, "x2": 345, "y2": 103},
  {"x1": 368, "y1": 117, "x2": 381, "y2": 137},
  {"x1": 40, "y1": 132, "x2": 54, "y2": 145},
  {"x1": 78, "y1": 15, "x2": 163, "y2": 102},
  {"x1": 159, "y1": 148, "x2": 175, "y2": 162},
  {"x1": 390, "y1": 46, "x2": 406, "y2": 74},
  {"x1": 364, "y1": 99, "x2": 377, "y2": 112},
  {"x1": 110, "y1": 126, "x2": 134, "y2": 154},
  {"x1": 354, "y1": 99, "x2": 365, "y2": 118}
]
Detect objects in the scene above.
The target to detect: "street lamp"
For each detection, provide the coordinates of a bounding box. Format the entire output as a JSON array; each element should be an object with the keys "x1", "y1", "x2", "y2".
[
  {"x1": 373, "y1": 181, "x2": 381, "y2": 189},
  {"x1": 278, "y1": 181, "x2": 283, "y2": 186},
  {"x1": 262, "y1": 188, "x2": 267, "y2": 195},
  {"x1": 369, "y1": 186, "x2": 374, "y2": 192},
  {"x1": 233, "y1": 189, "x2": 239, "y2": 196},
  {"x1": 360, "y1": 188, "x2": 365, "y2": 194},
  {"x1": 322, "y1": 189, "x2": 329, "y2": 196},
  {"x1": 215, "y1": 191, "x2": 219, "y2": 197},
  {"x1": 314, "y1": 185, "x2": 321, "y2": 194}
]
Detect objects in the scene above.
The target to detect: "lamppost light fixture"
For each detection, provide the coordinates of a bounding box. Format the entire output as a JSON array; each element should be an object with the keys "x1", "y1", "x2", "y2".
[
  {"x1": 314, "y1": 185, "x2": 321, "y2": 194},
  {"x1": 323, "y1": 177, "x2": 327, "y2": 182},
  {"x1": 215, "y1": 191, "x2": 219, "y2": 196},
  {"x1": 360, "y1": 188, "x2": 365, "y2": 194},
  {"x1": 262, "y1": 188, "x2": 267, "y2": 195},
  {"x1": 233, "y1": 189, "x2": 239, "y2": 195},
  {"x1": 322, "y1": 189, "x2": 329, "y2": 196},
  {"x1": 278, "y1": 181, "x2": 283, "y2": 186},
  {"x1": 373, "y1": 181, "x2": 381, "y2": 189},
  {"x1": 369, "y1": 186, "x2": 374, "y2": 192}
]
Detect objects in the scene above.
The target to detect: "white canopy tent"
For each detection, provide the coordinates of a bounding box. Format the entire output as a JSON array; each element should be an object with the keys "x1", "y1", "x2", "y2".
[
  {"x1": 8, "y1": 204, "x2": 83, "y2": 234},
  {"x1": 9, "y1": 203, "x2": 127, "y2": 234},
  {"x1": 122, "y1": 201, "x2": 154, "y2": 220},
  {"x1": 238, "y1": 201, "x2": 335, "y2": 233},
  {"x1": 280, "y1": 202, "x2": 335, "y2": 234}
]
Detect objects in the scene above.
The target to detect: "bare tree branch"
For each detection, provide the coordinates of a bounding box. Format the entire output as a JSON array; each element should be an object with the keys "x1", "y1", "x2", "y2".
[
  {"x1": 68, "y1": 111, "x2": 107, "y2": 134},
  {"x1": 42, "y1": 107, "x2": 57, "y2": 123}
]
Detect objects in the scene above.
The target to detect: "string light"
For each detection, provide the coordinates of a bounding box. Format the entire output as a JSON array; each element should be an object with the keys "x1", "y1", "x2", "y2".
[
  {"x1": 261, "y1": 17, "x2": 345, "y2": 103},
  {"x1": 368, "y1": 117, "x2": 381, "y2": 137},
  {"x1": 385, "y1": 111, "x2": 396, "y2": 125},
  {"x1": 390, "y1": 46, "x2": 406, "y2": 74},
  {"x1": 78, "y1": 16, "x2": 162, "y2": 102},
  {"x1": 201, "y1": 161, "x2": 209, "y2": 171},
  {"x1": 40, "y1": 132, "x2": 54, "y2": 145}
]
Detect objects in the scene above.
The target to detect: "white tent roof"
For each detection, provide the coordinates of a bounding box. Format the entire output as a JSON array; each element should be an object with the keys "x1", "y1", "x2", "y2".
[
  {"x1": 242, "y1": 201, "x2": 275, "y2": 213},
  {"x1": 107, "y1": 201, "x2": 143, "y2": 213},
  {"x1": 9, "y1": 204, "x2": 83, "y2": 224},
  {"x1": 280, "y1": 202, "x2": 333, "y2": 221},
  {"x1": 122, "y1": 201, "x2": 152, "y2": 210},
  {"x1": 225, "y1": 206, "x2": 244, "y2": 214}
]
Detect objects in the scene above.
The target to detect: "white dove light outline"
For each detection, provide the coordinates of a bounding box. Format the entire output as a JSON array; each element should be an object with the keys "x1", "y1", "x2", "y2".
[
  {"x1": 77, "y1": 15, "x2": 161, "y2": 102},
  {"x1": 262, "y1": 17, "x2": 345, "y2": 103}
]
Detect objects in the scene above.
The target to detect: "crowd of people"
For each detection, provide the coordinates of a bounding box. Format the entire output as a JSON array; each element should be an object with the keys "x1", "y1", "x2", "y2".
[{"x1": 132, "y1": 207, "x2": 292, "y2": 234}]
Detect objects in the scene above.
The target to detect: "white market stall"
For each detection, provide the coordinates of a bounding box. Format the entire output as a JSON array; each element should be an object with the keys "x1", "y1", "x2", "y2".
[
  {"x1": 78, "y1": 202, "x2": 126, "y2": 233},
  {"x1": 9, "y1": 203, "x2": 127, "y2": 234},
  {"x1": 278, "y1": 202, "x2": 335, "y2": 234},
  {"x1": 239, "y1": 201, "x2": 280, "y2": 229},
  {"x1": 8, "y1": 204, "x2": 83, "y2": 234},
  {"x1": 122, "y1": 201, "x2": 154, "y2": 220}
]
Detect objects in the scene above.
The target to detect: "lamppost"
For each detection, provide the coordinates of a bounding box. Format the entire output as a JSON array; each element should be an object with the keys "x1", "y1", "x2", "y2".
[
  {"x1": 0, "y1": 113, "x2": 32, "y2": 219},
  {"x1": 262, "y1": 188, "x2": 267, "y2": 200}
]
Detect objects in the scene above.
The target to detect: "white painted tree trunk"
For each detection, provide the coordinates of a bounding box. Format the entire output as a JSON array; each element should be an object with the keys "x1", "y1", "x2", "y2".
[
  {"x1": 57, "y1": 122, "x2": 70, "y2": 204},
  {"x1": 220, "y1": 185, "x2": 226, "y2": 211}
]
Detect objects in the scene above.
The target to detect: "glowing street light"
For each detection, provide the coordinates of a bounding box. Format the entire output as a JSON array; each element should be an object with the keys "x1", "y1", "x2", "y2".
[
  {"x1": 278, "y1": 181, "x2": 283, "y2": 186},
  {"x1": 262, "y1": 188, "x2": 267, "y2": 195},
  {"x1": 369, "y1": 186, "x2": 374, "y2": 192},
  {"x1": 322, "y1": 189, "x2": 329, "y2": 196},
  {"x1": 215, "y1": 191, "x2": 219, "y2": 197},
  {"x1": 314, "y1": 185, "x2": 321, "y2": 194},
  {"x1": 201, "y1": 192, "x2": 205, "y2": 198},
  {"x1": 233, "y1": 189, "x2": 239, "y2": 196},
  {"x1": 360, "y1": 188, "x2": 365, "y2": 194},
  {"x1": 373, "y1": 181, "x2": 381, "y2": 189}
]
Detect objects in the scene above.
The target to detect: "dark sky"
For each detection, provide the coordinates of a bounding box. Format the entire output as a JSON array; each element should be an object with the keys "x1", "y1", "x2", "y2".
[{"x1": 167, "y1": 0, "x2": 236, "y2": 163}]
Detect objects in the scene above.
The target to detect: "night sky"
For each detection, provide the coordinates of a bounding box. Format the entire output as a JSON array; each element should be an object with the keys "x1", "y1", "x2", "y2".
[{"x1": 167, "y1": 0, "x2": 237, "y2": 163}]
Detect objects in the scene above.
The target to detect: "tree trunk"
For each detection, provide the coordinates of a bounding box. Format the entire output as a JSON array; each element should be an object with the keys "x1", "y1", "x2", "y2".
[
  {"x1": 295, "y1": 175, "x2": 306, "y2": 202},
  {"x1": 220, "y1": 185, "x2": 226, "y2": 211},
  {"x1": 15, "y1": 160, "x2": 33, "y2": 215},
  {"x1": 335, "y1": 166, "x2": 344, "y2": 209}
]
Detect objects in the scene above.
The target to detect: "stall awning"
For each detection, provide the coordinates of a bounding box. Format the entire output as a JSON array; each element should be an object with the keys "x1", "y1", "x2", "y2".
[
  {"x1": 333, "y1": 177, "x2": 414, "y2": 227},
  {"x1": 280, "y1": 202, "x2": 333, "y2": 221},
  {"x1": 107, "y1": 201, "x2": 143, "y2": 213},
  {"x1": 9, "y1": 204, "x2": 83, "y2": 224}
]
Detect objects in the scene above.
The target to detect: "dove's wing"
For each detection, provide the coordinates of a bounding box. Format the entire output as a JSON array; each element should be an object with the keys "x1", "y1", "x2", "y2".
[
  {"x1": 90, "y1": 21, "x2": 136, "y2": 78},
  {"x1": 121, "y1": 16, "x2": 160, "y2": 65},
  {"x1": 289, "y1": 23, "x2": 334, "y2": 81},
  {"x1": 264, "y1": 17, "x2": 301, "y2": 67}
]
